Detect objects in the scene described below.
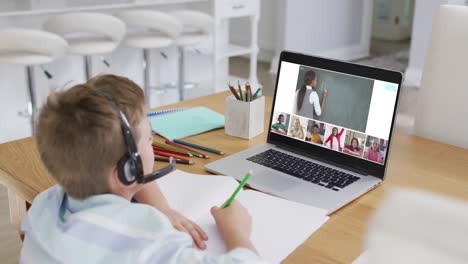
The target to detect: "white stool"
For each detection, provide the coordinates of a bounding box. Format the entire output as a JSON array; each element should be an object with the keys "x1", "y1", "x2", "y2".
[
  {"x1": 171, "y1": 10, "x2": 213, "y2": 101},
  {"x1": 0, "y1": 28, "x2": 68, "y2": 133},
  {"x1": 44, "y1": 12, "x2": 126, "y2": 80},
  {"x1": 117, "y1": 10, "x2": 182, "y2": 106}
]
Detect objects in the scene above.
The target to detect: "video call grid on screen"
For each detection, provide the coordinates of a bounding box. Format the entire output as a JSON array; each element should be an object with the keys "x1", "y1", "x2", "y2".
[{"x1": 271, "y1": 62, "x2": 398, "y2": 165}]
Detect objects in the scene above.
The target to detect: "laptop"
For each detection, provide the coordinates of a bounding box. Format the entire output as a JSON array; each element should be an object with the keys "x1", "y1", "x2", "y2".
[{"x1": 205, "y1": 51, "x2": 402, "y2": 214}]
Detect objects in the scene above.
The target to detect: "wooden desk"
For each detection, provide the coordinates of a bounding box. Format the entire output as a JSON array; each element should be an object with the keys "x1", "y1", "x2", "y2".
[{"x1": 1, "y1": 91, "x2": 467, "y2": 263}]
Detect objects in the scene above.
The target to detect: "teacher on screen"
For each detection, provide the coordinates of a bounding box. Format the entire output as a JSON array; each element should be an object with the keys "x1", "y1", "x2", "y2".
[{"x1": 293, "y1": 70, "x2": 329, "y2": 119}]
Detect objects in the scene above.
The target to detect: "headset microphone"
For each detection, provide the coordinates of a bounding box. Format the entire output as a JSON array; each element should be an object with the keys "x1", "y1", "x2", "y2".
[
  {"x1": 139, "y1": 157, "x2": 176, "y2": 184},
  {"x1": 98, "y1": 90, "x2": 176, "y2": 186}
]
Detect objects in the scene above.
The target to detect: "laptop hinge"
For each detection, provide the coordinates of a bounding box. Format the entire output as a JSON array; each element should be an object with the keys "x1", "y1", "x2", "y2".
[{"x1": 275, "y1": 143, "x2": 372, "y2": 176}]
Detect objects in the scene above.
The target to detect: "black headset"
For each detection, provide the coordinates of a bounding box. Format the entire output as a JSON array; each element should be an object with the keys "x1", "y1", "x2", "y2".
[{"x1": 98, "y1": 91, "x2": 175, "y2": 185}]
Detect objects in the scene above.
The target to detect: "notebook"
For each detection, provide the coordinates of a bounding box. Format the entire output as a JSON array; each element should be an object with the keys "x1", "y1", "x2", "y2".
[
  {"x1": 148, "y1": 107, "x2": 225, "y2": 140},
  {"x1": 147, "y1": 108, "x2": 187, "y2": 118},
  {"x1": 156, "y1": 170, "x2": 329, "y2": 263}
]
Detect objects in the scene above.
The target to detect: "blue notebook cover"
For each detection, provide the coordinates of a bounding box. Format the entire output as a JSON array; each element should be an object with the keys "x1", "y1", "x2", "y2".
[{"x1": 148, "y1": 107, "x2": 225, "y2": 140}]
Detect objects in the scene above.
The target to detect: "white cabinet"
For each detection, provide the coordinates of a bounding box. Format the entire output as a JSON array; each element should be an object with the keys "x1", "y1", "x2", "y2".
[{"x1": 212, "y1": 0, "x2": 260, "y2": 92}]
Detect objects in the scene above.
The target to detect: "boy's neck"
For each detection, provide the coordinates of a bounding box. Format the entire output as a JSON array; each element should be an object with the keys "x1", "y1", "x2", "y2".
[{"x1": 108, "y1": 184, "x2": 141, "y2": 201}]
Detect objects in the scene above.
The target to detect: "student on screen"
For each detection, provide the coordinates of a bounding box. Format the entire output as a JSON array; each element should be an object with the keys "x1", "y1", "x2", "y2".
[
  {"x1": 307, "y1": 124, "x2": 323, "y2": 144},
  {"x1": 293, "y1": 70, "x2": 329, "y2": 119},
  {"x1": 324, "y1": 127, "x2": 345, "y2": 151},
  {"x1": 364, "y1": 138, "x2": 384, "y2": 163},
  {"x1": 305, "y1": 121, "x2": 312, "y2": 141},
  {"x1": 272, "y1": 114, "x2": 287, "y2": 135},
  {"x1": 290, "y1": 117, "x2": 305, "y2": 139},
  {"x1": 343, "y1": 138, "x2": 363, "y2": 157}
]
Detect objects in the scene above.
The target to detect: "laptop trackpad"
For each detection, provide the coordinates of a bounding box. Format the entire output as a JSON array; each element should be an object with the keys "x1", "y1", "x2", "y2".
[{"x1": 249, "y1": 170, "x2": 299, "y2": 192}]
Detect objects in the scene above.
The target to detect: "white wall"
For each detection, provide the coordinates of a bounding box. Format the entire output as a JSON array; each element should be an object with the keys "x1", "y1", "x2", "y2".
[
  {"x1": 405, "y1": 0, "x2": 442, "y2": 86},
  {"x1": 270, "y1": 0, "x2": 373, "y2": 73},
  {"x1": 283, "y1": 0, "x2": 363, "y2": 53}
]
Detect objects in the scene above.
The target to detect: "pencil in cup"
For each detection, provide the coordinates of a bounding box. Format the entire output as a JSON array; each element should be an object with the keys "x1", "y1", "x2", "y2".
[
  {"x1": 172, "y1": 139, "x2": 224, "y2": 155},
  {"x1": 228, "y1": 82, "x2": 241, "y2": 100},
  {"x1": 237, "y1": 81, "x2": 243, "y2": 101},
  {"x1": 252, "y1": 88, "x2": 262, "y2": 100},
  {"x1": 154, "y1": 156, "x2": 193, "y2": 165},
  {"x1": 165, "y1": 140, "x2": 211, "y2": 158},
  {"x1": 246, "y1": 82, "x2": 253, "y2": 102}
]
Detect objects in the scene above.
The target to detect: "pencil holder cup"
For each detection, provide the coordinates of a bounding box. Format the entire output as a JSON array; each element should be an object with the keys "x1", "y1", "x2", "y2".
[{"x1": 225, "y1": 95, "x2": 265, "y2": 139}]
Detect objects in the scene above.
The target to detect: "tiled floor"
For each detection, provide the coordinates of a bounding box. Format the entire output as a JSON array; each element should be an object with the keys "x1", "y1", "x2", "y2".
[{"x1": 0, "y1": 39, "x2": 418, "y2": 262}]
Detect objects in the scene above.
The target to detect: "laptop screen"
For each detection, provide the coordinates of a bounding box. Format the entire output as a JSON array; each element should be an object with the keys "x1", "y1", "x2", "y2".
[{"x1": 269, "y1": 59, "x2": 400, "y2": 171}]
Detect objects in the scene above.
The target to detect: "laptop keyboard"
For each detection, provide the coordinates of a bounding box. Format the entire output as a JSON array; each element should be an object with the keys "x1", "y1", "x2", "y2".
[{"x1": 246, "y1": 149, "x2": 360, "y2": 191}]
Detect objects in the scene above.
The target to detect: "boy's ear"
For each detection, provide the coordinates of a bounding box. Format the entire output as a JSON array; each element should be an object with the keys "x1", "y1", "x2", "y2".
[{"x1": 108, "y1": 166, "x2": 125, "y2": 192}]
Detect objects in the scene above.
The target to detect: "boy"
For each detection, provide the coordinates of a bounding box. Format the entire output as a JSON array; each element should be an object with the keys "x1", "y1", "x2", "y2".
[
  {"x1": 21, "y1": 75, "x2": 261, "y2": 263},
  {"x1": 271, "y1": 114, "x2": 287, "y2": 135},
  {"x1": 310, "y1": 124, "x2": 323, "y2": 144}
]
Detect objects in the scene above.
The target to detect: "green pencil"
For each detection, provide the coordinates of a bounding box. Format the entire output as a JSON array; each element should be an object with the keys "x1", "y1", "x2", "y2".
[
  {"x1": 222, "y1": 171, "x2": 252, "y2": 208},
  {"x1": 252, "y1": 88, "x2": 262, "y2": 99},
  {"x1": 237, "y1": 81, "x2": 243, "y2": 101},
  {"x1": 154, "y1": 141, "x2": 204, "y2": 158},
  {"x1": 153, "y1": 141, "x2": 191, "y2": 154}
]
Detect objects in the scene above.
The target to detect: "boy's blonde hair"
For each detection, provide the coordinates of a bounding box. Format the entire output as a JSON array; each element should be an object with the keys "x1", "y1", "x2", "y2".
[{"x1": 36, "y1": 75, "x2": 145, "y2": 199}]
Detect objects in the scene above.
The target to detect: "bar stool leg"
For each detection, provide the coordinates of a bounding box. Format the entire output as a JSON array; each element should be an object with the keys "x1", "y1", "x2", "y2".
[
  {"x1": 177, "y1": 46, "x2": 185, "y2": 101},
  {"x1": 143, "y1": 49, "x2": 151, "y2": 107},
  {"x1": 26, "y1": 66, "x2": 37, "y2": 134},
  {"x1": 84, "y1": 55, "x2": 92, "y2": 80}
]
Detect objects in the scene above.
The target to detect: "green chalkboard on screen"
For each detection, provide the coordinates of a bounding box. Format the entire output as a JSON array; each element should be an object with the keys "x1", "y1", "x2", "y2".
[{"x1": 294, "y1": 66, "x2": 374, "y2": 133}]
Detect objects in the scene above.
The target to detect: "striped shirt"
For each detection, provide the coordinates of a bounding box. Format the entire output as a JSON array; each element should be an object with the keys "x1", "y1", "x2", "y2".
[{"x1": 20, "y1": 185, "x2": 262, "y2": 264}]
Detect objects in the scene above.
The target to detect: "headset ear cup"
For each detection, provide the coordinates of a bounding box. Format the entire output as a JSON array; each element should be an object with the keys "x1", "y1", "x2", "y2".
[{"x1": 117, "y1": 153, "x2": 136, "y2": 185}]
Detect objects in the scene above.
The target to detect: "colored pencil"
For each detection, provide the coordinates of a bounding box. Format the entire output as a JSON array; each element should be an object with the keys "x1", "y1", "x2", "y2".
[
  {"x1": 153, "y1": 141, "x2": 192, "y2": 153},
  {"x1": 164, "y1": 140, "x2": 209, "y2": 158},
  {"x1": 252, "y1": 88, "x2": 262, "y2": 99},
  {"x1": 173, "y1": 139, "x2": 224, "y2": 155},
  {"x1": 153, "y1": 150, "x2": 191, "y2": 162},
  {"x1": 188, "y1": 152, "x2": 204, "y2": 158},
  {"x1": 246, "y1": 82, "x2": 253, "y2": 101},
  {"x1": 237, "y1": 81, "x2": 243, "y2": 101},
  {"x1": 228, "y1": 82, "x2": 240, "y2": 100},
  {"x1": 154, "y1": 154, "x2": 189, "y2": 163},
  {"x1": 152, "y1": 143, "x2": 193, "y2": 156},
  {"x1": 155, "y1": 141, "x2": 205, "y2": 158},
  {"x1": 155, "y1": 156, "x2": 193, "y2": 165},
  {"x1": 222, "y1": 171, "x2": 251, "y2": 208},
  {"x1": 165, "y1": 140, "x2": 210, "y2": 158},
  {"x1": 152, "y1": 145, "x2": 193, "y2": 157}
]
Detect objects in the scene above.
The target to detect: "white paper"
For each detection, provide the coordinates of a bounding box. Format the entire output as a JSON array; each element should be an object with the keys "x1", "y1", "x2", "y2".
[
  {"x1": 237, "y1": 190, "x2": 329, "y2": 263},
  {"x1": 156, "y1": 170, "x2": 329, "y2": 263},
  {"x1": 157, "y1": 170, "x2": 238, "y2": 220}
]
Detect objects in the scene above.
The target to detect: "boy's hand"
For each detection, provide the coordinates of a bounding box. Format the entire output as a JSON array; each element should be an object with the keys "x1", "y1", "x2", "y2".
[
  {"x1": 211, "y1": 200, "x2": 257, "y2": 253},
  {"x1": 211, "y1": 200, "x2": 252, "y2": 240},
  {"x1": 164, "y1": 209, "x2": 208, "y2": 250}
]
